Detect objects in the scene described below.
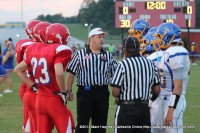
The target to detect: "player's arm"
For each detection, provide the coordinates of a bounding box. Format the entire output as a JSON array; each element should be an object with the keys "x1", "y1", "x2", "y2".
[
  {"x1": 66, "y1": 72, "x2": 75, "y2": 101},
  {"x1": 165, "y1": 68, "x2": 183, "y2": 126},
  {"x1": 54, "y1": 63, "x2": 66, "y2": 93},
  {"x1": 55, "y1": 46, "x2": 73, "y2": 103},
  {"x1": 14, "y1": 61, "x2": 35, "y2": 87}
]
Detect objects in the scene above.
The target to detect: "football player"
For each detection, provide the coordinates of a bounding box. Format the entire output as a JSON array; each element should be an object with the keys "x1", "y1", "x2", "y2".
[
  {"x1": 16, "y1": 19, "x2": 42, "y2": 133},
  {"x1": 141, "y1": 26, "x2": 158, "y2": 57},
  {"x1": 150, "y1": 23, "x2": 190, "y2": 133},
  {"x1": 147, "y1": 26, "x2": 165, "y2": 66},
  {"x1": 128, "y1": 19, "x2": 150, "y2": 55},
  {"x1": 14, "y1": 23, "x2": 75, "y2": 133}
]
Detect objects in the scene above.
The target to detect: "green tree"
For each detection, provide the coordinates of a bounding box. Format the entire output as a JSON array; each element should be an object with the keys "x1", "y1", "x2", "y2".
[{"x1": 77, "y1": 0, "x2": 120, "y2": 34}]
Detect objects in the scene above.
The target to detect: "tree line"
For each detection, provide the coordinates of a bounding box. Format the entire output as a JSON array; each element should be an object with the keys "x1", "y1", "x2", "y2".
[{"x1": 36, "y1": 0, "x2": 200, "y2": 35}]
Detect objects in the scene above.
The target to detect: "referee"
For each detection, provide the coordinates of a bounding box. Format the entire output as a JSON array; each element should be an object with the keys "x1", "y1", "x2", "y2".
[
  {"x1": 111, "y1": 36, "x2": 160, "y2": 133},
  {"x1": 66, "y1": 27, "x2": 117, "y2": 133}
]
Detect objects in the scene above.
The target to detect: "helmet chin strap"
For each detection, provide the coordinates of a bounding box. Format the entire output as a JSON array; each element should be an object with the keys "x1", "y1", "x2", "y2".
[
  {"x1": 141, "y1": 26, "x2": 146, "y2": 36},
  {"x1": 152, "y1": 40, "x2": 161, "y2": 51}
]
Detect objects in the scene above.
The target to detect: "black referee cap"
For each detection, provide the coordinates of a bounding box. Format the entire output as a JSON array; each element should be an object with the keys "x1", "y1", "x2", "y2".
[{"x1": 123, "y1": 36, "x2": 140, "y2": 52}]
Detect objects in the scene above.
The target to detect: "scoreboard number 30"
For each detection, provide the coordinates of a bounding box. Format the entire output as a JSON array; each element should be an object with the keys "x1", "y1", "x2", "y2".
[{"x1": 120, "y1": 20, "x2": 130, "y2": 28}]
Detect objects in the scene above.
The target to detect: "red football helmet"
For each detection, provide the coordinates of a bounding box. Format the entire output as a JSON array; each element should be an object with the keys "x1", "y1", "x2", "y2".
[
  {"x1": 25, "y1": 20, "x2": 42, "y2": 39},
  {"x1": 33, "y1": 22, "x2": 52, "y2": 43},
  {"x1": 45, "y1": 23, "x2": 70, "y2": 44}
]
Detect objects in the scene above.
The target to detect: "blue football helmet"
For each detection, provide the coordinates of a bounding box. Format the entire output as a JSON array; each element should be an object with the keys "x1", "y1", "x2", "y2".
[
  {"x1": 147, "y1": 26, "x2": 157, "y2": 34},
  {"x1": 144, "y1": 27, "x2": 160, "y2": 51},
  {"x1": 154, "y1": 23, "x2": 181, "y2": 49},
  {"x1": 140, "y1": 27, "x2": 160, "y2": 54},
  {"x1": 146, "y1": 44, "x2": 154, "y2": 52},
  {"x1": 128, "y1": 19, "x2": 150, "y2": 43}
]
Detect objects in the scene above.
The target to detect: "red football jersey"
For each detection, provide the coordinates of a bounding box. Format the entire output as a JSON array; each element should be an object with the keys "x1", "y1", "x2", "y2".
[
  {"x1": 15, "y1": 39, "x2": 35, "y2": 64},
  {"x1": 24, "y1": 43, "x2": 72, "y2": 95}
]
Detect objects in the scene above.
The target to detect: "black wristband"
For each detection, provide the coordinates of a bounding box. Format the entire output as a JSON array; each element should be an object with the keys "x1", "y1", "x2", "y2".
[
  {"x1": 31, "y1": 84, "x2": 38, "y2": 92},
  {"x1": 168, "y1": 94, "x2": 180, "y2": 109}
]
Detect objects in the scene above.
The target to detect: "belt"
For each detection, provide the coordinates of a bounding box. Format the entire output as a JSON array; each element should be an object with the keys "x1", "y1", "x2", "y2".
[
  {"x1": 78, "y1": 85, "x2": 108, "y2": 91},
  {"x1": 117, "y1": 100, "x2": 148, "y2": 105}
]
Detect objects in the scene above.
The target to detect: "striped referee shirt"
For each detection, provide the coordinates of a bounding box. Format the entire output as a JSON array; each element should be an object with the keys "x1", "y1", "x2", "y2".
[
  {"x1": 67, "y1": 47, "x2": 117, "y2": 86},
  {"x1": 110, "y1": 55, "x2": 160, "y2": 101}
]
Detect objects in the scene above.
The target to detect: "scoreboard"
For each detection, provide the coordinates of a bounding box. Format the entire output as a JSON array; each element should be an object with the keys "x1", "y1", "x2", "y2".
[{"x1": 115, "y1": 0, "x2": 196, "y2": 28}]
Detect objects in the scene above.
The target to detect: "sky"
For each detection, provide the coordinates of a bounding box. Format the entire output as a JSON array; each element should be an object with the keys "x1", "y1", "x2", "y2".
[{"x1": 0, "y1": 0, "x2": 83, "y2": 24}]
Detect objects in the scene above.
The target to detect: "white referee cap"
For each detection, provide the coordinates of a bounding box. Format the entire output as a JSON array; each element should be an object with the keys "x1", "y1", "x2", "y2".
[{"x1": 89, "y1": 28, "x2": 108, "y2": 38}]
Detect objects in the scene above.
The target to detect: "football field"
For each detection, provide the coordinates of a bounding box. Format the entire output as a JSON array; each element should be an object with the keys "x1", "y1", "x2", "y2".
[{"x1": 0, "y1": 60, "x2": 199, "y2": 133}]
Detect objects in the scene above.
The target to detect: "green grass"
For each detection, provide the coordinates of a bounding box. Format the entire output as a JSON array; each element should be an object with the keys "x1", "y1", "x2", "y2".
[
  {"x1": 0, "y1": 60, "x2": 199, "y2": 132},
  {"x1": 183, "y1": 62, "x2": 200, "y2": 133},
  {"x1": 67, "y1": 24, "x2": 88, "y2": 42},
  {"x1": 66, "y1": 24, "x2": 122, "y2": 45}
]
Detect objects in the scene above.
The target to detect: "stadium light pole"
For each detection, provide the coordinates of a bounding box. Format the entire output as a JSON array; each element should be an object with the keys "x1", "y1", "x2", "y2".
[
  {"x1": 187, "y1": 19, "x2": 190, "y2": 51},
  {"x1": 84, "y1": 23, "x2": 93, "y2": 34},
  {"x1": 21, "y1": 0, "x2": 23, "y2": 23}
]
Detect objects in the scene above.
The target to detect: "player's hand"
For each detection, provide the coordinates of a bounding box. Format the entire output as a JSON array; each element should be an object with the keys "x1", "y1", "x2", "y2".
[
  {"x1": 66, "y1": 90, "x2": 74, "y2": 101},
  {"x1": 58, "y1": 92, "x2": 67, "y2": 105},
  {"x1": 31, "y1": 84, "x2": 38, "y2": 93},
  {"x1": 164, "y1": 107, "x2": 174, "y2": 126}
]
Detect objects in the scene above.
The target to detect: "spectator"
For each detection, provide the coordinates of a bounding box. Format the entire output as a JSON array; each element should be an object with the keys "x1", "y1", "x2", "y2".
[
  {"x1": 190, "y1": 42, "x2": 197, "y2": 65},
  {"x1": 115, "y1": 43, "x2": 120, "y2": 59},
  {"x1": 108, "y1": 44, "x2": 115, "y2": 56},
  {"x1": 0, "y1": 45, "x2": 7, "y2": 97},
  {"x1": 72, "y1": 46, "x2": 77, "y2": 55},
  {"x1": 3, "y1": 38, "x2": 15, "y2": 93},
  {"x1": 76, "y1": 43, "x2": 81, "y2": 50}
]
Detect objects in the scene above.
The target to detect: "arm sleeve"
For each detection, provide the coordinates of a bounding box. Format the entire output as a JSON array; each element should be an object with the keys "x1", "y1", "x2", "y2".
[
  {"x1": 164, "y1": 51, "x2": 188, "y2": 69},
  {"x1": 24, "y1": 46, "x2": 31, "y2": 67},
  {"x1": 16, "y1": 50, "x2": 24, "y2": 64},
  {"x1": 172, "y1": 67, "x2": 184, "y2": 80},
  {"x1": 55, "y1": 45, "x2": 72, "y2": 71},
  {"x1": 110, "y1": 62, "x2": 123, "y2": 88},
  {"x1": 66, "y1": 51, "x2": 80, "y2": 75},
  {"x1": 110, "y1": 55, "x2": 118, "y2": 78}
]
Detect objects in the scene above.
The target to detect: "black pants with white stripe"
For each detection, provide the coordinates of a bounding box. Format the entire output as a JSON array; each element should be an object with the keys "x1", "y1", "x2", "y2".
[
  {"x1": 115, "y1": 103, "x2": 151, "y2": 133},
  {"x1": 75, "y1": 86, "x2": 110, "y2": 133}
]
